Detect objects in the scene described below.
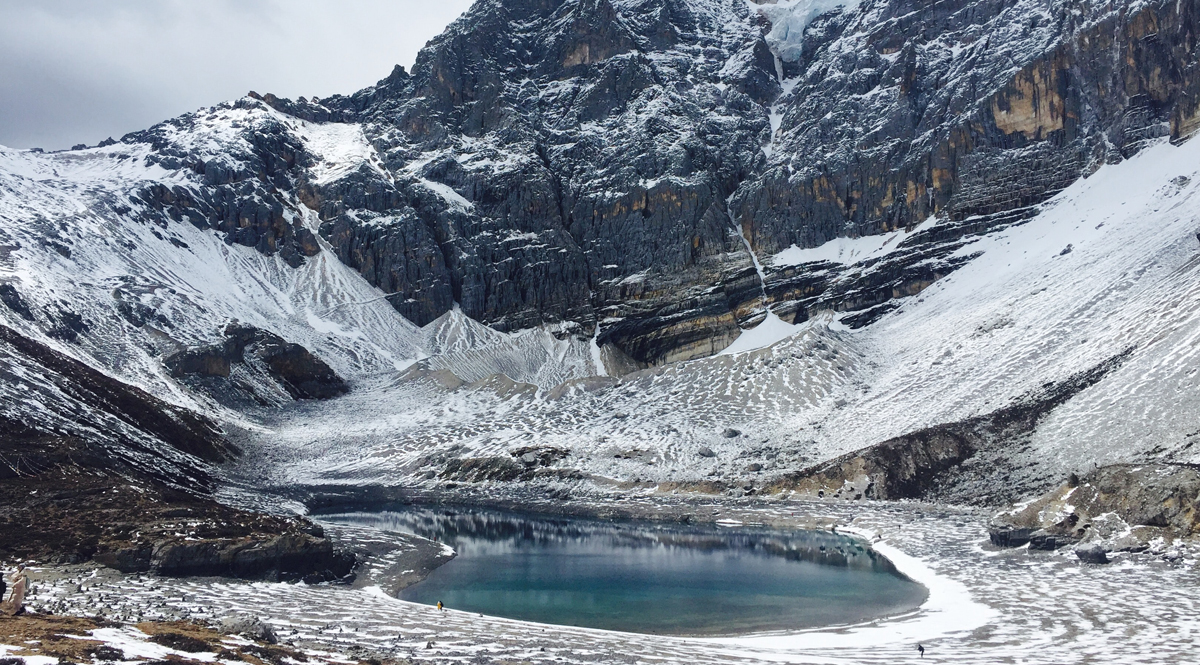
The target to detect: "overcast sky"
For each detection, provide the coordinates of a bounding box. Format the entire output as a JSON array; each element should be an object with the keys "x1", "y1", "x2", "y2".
[{"x1": 0, "y1": 0, "x2": 473, "y2": 150}]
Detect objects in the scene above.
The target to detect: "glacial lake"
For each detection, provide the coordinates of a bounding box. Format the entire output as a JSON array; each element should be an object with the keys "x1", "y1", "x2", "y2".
[{"x1": 326, "y1": 506, "x2": 927, "y2": 636}]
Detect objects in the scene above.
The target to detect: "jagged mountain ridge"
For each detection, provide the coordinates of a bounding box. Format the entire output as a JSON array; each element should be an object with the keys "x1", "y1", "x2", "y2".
[
  {"x1": 264, "y1": 0, "x2": 778, "y2": 364},
  {"x1": 125, "y1": 0, "x2": 1198, "y2": 366}
]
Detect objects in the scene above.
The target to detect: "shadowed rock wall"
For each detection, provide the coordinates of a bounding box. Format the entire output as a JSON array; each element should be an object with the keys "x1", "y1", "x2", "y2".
[{"x1": 114, "y1": 0, "x2": 1200, "y2": 365}]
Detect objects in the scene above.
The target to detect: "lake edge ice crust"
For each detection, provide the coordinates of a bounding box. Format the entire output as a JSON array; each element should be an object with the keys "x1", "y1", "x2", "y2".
[{"x1": 323, "y1": 505, "x2": 926, "y2": 635}]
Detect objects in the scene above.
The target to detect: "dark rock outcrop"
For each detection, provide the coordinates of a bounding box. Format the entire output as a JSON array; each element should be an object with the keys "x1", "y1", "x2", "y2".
[
  {"x1": 441, "y1": 448, "x2": 578, "y2": 483},
  {"x1": 86, "y1": 511, "x2": 355, "y2": 583},
  {"x1": 989, "y1": 463, "x2": 1200, "y2": 551},
  {"x1": 440, "y1": 456, "x2": 529, "y2": 483},
  {"x1": 767, "y1": 349, "x2": 1133, "y2": 504},
  {"x1": 147, "y1": 532, "x2": 354, "y2": 581},
  {"x1": 0, "y1": 284, "x2": 34, "y2": 321},
  {"x1": 0, "y1": 443, "x2": 356, "y2": 583},
  {"x1": 47, "y1": 308, "x2": 90, "y2": 343},
  {"x1": 511, "y1": 446, "x2": 570, "y2": 468},
  {"x1": 165, "y1": 324, "x2": 348, "y2": 405}
]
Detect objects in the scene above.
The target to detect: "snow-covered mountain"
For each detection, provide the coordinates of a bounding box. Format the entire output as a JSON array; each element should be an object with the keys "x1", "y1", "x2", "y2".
[
  {"x1": 235, "y1": 136, "x2": 1200, "y2": 506},
  {"x1": 1, "y1": 0, "x2": 1199, "y2": 510}
]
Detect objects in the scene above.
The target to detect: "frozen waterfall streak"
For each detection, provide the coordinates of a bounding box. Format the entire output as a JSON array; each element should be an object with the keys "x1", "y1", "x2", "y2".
[
  {"x1": 729, "y1": 193, "x2": 768, "y2": 312},
  {"x1": 588, "y1": 286, "x2": 608, "y2": 377},
  {"x1": 763, "y1": 73, "x2": 801, "y2": 159},
  {"x1": 590, "y1": 326, "x2": 608, "y2": 377}
]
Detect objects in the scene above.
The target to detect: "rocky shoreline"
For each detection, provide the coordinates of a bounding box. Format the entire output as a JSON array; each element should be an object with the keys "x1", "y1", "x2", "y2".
[
  {"x1": 0, "y1": 470, "x2": 355, "y2": 584},
  {"x1": 7, "y1": 491, "x2": 1198, "y2": 665},
  {"x1": 987, "y1": 463, "x2": 1200, "y2": 563}
]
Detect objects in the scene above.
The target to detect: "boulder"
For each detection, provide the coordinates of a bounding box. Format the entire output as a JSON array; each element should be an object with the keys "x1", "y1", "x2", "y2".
[
  {"x1": 990, "y1": 464, "x2": 1200, "y2": 549},
  {"x1": 165, "y1": 324, "x2": 348, "y2": 405},
  {"x1": 697, "y1": 447, "x2": 716, "y2": 458},
  {"x1": 1075, "y1": 543, "x2": 1109, "y2": 564},
  {"x1": 218, "y1": 615, "x2": 278, "y2": 644}
]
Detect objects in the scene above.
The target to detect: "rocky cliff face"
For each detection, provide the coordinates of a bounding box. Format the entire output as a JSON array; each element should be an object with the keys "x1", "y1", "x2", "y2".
[
  {"x1": 298, "y1": 0, "x2": 776, "y2": 364},
  {"x1": 82, "y1": 0, "x2": 1199, "y2": 367},
  {"x1": 166, "y1": 324, "x2": 350, "y2": 406},
  {"x1": 744, "y1": 0, "x2": 1200, "y2": 323}
]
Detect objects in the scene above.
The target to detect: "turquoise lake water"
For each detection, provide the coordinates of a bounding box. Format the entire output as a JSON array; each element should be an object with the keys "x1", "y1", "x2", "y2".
[{"x1": 327, "y1": 507, "x2": 926, "y2": 636}]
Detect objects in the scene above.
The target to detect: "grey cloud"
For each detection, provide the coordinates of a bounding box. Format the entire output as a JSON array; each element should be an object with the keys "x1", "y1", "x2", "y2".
[{"x1": 0, "y1": 0, "x2": 472, "y2": 150}]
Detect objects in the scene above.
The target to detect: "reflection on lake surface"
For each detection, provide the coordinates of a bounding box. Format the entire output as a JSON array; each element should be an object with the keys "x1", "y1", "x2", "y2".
[{"x1": 325, "y1": 506, "x2": 927, "y2": 636}]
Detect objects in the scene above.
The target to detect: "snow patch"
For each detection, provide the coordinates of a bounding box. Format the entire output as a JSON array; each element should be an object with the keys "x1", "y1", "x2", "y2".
[
  {"x1": 87, "y1": 627, "x2": 218, "y2": 662},
  {"x1": 720, "y1": 311, "x2": 802, "y2": 355},
  {"x1": 295, "y1": 122, "x2": 385, "y2": 186},
  {"x1": 419, "y1": 179, "x2": 474, "y2": 211},
  {"x1": 771, "y1": 218, "x2": 933, "y2": 267}
]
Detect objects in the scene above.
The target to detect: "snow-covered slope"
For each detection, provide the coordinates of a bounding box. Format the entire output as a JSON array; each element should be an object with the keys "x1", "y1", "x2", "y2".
[
  {"x1": 0, "y1": 102, "x2": 597, "y2": 401},
  {"x1": 224, "y1": 136, "x2": 1200, "y2": 502},
  {"x1": 0, "y1": 139, "x2": 415, "y2": 404}
]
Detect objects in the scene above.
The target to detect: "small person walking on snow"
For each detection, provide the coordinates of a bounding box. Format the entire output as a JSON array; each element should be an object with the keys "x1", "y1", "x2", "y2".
[
  {"x1": 917, "y1": 643, "x2": 925, "y2": 658},
  {"x1": 436, "y1": 600, "x2": 444, "y2": 612}
]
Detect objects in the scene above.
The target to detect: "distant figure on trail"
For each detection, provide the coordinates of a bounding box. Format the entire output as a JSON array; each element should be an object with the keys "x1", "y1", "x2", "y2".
[
  {"x1": 1, "y1": 563, "x2": 29, "y2": 616},
  {"x1": 436, "y1": 600, "x2": 444, "y2": 612},
  {"x1": 917, "y1": 643, "x2": 925, "y2": 658}
]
